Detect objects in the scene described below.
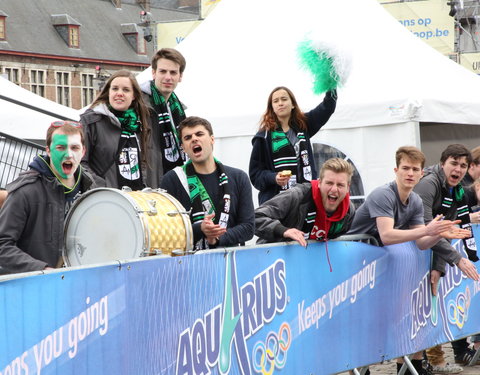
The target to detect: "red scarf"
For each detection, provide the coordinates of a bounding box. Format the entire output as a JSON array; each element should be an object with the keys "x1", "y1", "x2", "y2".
[{"x1": 309, "y1": 180, "x2": 350, "y2": 241}]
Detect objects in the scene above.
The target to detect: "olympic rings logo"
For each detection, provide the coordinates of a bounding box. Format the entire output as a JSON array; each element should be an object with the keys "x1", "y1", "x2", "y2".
[
  {"x1": 447, "y1": 287, "x2": 471, "y2": 329},
  {"x1": 252, "y1": 322, "x2": 291, "y2": 375}
]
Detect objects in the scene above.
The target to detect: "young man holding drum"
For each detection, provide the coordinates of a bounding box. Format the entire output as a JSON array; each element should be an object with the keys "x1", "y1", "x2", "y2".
[
  {"x1": 160, "y1": 116, "x2": 255, "y2": 250},
  {"x1": 0, "y1": 121, "x2": 96, "y2": 274}
]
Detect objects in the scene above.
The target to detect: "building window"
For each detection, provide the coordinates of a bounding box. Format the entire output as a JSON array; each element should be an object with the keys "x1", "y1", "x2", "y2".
[
  {"x1": 69, "y1": 26, "x2": 79, "y2": 48},
  {"x1": 0, "y1": 17, "x2": 5, "y2": 40},
  {"x1": 81, "y1": 73, "x2": 95, "y2": 107},
  {"x1": 52, "y1": 14, "x2": 81, "y2": 48},
  {"x1": 30, "y1": 70, "x2": 46, "y2": 97},
  {"x1": 56, "y1": 71, "x2": 70, "y2": 106},
  {"x1": 4, "y1": 67, "x2": 20, "y2": 85}
]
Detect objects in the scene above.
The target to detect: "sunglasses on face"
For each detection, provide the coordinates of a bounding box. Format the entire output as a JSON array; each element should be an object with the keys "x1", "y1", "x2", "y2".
[{"x1": 50, "y1": 121, "x2": 82, "y2": 128}]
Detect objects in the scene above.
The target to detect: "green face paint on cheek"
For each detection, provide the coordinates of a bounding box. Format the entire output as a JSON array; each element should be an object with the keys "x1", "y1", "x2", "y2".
[{"x1": 50, "y1": 134, "x2": 69, "y2": 179}]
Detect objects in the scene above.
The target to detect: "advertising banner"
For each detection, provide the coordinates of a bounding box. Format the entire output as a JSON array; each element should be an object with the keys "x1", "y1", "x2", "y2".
[
  {"x1": 382, "y1": 0, "x2": 455, "y2": 54},
  {"x1": 1, "y1": 233, "x2": 479, "y2": 374},
  {"x1": 156, "y1": 21, "x2": 202, "y2": 48},
  {"x1": 154, "y1": 0, "x2": 221, "y2": 48},
  {"x1": 459, "y1": 52, "x2": 480, "y2": 75}
]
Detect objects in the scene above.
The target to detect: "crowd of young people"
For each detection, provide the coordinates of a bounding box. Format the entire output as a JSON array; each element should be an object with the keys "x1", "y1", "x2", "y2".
[{"x1": 0, "y1": 47, "x2": 478, "y2": 375}]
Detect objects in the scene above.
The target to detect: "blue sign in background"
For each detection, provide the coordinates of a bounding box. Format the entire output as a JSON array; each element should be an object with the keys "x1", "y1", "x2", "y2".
[{"x1": 1, "y1": 233, "x2": 479, "y2": 375}]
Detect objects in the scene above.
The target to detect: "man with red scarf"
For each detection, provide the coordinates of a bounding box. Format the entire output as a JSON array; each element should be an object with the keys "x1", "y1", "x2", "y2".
[{"x1": 255, "y1": 158, "x2": 355, "y2": 246}]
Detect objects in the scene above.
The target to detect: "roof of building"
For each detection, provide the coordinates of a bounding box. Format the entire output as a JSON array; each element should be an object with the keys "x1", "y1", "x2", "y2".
[{"x1": 0, "y1": 0, "x2": 197, "y2": 65}]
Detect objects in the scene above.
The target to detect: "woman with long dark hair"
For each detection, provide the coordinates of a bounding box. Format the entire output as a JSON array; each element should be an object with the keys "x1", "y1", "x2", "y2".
[
  {"x1": 80, "y1": 70, "x2": 156, "y2": 189},
  {"x1": 249, "y1": 86, "x2": 337, "y2": 204}
]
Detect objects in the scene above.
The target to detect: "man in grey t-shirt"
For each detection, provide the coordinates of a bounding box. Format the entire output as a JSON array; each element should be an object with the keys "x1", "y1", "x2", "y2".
[
  {"x1": 348, "y1": 146, "x2": 467, "y2": 250},
  {"x1": 348, "y1": 146, "x2": 472, "y2": 375}
]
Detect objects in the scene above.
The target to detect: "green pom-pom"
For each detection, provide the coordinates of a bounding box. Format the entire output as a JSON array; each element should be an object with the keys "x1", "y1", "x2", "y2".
[{"x1": 297, "y1": 39, "x2": 339, "y2": 94}]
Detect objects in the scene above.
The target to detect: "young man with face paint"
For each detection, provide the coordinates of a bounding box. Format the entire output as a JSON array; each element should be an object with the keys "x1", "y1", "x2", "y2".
[
  {"x1": 0, "y1": 122, "x2": 96, "y2": 274},
  {"x1": 255, "y1": 157, "x2": 355, "y2": 246},
  {"x1": 160, "y1": 116, "x2": 254, "y2": 250}
]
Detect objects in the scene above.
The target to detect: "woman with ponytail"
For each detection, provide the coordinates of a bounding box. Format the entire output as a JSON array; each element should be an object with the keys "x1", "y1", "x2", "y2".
[{"x1": 80, "y1": 70, "x2": 157, "y2": 189}]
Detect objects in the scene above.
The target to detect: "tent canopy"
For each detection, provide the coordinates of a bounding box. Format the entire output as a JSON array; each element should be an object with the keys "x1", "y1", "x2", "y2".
[
  {"x1": 155, "y1": 0, "x2": 480, "y2": 135},
  {"x1": 137, "y1": 0, "x2": 480, "y2": 194}
]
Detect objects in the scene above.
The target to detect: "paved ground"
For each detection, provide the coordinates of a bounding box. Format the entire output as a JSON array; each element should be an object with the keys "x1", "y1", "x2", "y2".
[{"x1": 338, "y1": 344, "x2": 480, "y2": 375}]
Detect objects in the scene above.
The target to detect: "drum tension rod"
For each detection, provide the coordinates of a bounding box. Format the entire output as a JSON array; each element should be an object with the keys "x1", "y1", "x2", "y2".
[
  {"x1": 167, "y1": 209, "x2": 191, "y2": 217},
  {"x1": 137, "y1": 200, "x2": 158, "y2": 216}
]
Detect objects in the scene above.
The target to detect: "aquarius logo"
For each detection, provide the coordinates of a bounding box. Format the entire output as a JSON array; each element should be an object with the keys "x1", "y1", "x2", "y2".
[
  {"x1": 410, "y1": 240, "x2": 467, "y2": 341},
  {"x1": 252, "y1": 322, "x2": 291, "y2": 375},
  {"x1": 447, "y1": 287, "x2": 471, "y2": 329},
  {"x1": 175, "y1": 253, "x2": 288, "y2": 375}
]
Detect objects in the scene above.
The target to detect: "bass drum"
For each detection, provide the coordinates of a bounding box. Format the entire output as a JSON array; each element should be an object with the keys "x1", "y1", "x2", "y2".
[{"x1": 63, "y1": 187, "x2": 193, "y2": 267}]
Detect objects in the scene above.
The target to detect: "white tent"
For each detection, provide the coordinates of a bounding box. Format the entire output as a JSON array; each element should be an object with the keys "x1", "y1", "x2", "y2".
[
  {"x1": 139, "y1": 0, "x2": 480, "y2": 198},
  {"x1": 0, "y1": 77, "x2": 79, "y2": 141}
]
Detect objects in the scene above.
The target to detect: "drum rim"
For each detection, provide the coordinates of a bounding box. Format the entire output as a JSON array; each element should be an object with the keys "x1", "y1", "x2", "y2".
[{"x1": 63, "y1": 187, "x2": 148, "y2": 266}]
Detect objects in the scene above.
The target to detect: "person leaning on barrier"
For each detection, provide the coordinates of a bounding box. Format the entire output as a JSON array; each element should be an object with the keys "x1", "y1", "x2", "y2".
[
  {"x1": 160, "y1": 116, "x2": 254, "y2": 250},
  {"x1": 413, "y1": 144, "x2": 479, "y2": 290},
  {"x1": 461, "y1": 145, "x2": 480, "y2": 207},
  {"x1": 463, "y1": 177, "x2": 480, "y2": 361},
  {"x1": 348, "y1": 146, "x2": 470, "y2": 250},
  {"x1": 414, "y1": 144, "x2": 480, "y2": 372},
  {"x1": 348, "y1": 146, "x2": 469, "y2": 375},
  {"x1": 0, "y1": 121, "x2": 96, "y2": 274},
  {"x1": 255, "y1": 157, "x2": 355, "y2": 246},
  {"x1": 453, "y1": 146, "x2": 480, "y2": 367},
  {"x1": 140, "y1": 48, "x2": 187, "y2": 181}
]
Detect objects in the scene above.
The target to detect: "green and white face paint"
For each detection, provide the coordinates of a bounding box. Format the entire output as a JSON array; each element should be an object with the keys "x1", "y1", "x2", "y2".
[{"x1": 48, "y1": 132, "x2": 84, "y2": 180}]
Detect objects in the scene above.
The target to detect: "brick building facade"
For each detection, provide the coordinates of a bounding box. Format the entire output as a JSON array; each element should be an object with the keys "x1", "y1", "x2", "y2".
[{"x1": 0, "y1": 0, "x2": 198, "y2": 110}]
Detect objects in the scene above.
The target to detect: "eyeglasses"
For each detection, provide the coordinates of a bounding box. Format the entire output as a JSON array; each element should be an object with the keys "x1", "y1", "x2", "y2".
[{"x1": 50, "y1": 120, "x2": 82, "y2": 128}]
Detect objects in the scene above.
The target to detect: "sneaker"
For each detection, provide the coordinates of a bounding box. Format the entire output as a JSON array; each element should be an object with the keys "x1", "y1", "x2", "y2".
[
  {"x1": 454, "y1": 348, "x2": 478, "y2": 365},
  {"x1": 430, "y1": 362, "x2": 463, "y2": 374}
]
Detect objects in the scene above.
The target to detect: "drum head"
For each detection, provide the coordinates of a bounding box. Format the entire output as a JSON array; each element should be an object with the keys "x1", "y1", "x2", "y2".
[{"x1": 64, "y1": 189, "x2": 145, "y2": 266}]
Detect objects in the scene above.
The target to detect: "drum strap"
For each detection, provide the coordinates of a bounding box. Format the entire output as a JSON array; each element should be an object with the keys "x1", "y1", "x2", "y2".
[
  {"x1": 176, "y1": 161, "x2": 231, "y2": 250},
  {"x1": 173, "y1": 166, "x2": 189, "y2": 196}
]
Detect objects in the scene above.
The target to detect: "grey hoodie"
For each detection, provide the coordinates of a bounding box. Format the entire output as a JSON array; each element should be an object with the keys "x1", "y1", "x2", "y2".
[{"x1": 414, "y1": 164, "x2": 463, "y2": 274}]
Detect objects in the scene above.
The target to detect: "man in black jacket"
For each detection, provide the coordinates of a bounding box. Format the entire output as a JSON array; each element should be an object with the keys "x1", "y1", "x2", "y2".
[
  {"x1": 0, "y1": 121, "x2": 95, "y2": 273},
  {"x1": 255, "y1": 157, "x2": 355, "y2": 246},
  {"x1": 161, "y1": 116, "x2": 254, "y2": 250}
]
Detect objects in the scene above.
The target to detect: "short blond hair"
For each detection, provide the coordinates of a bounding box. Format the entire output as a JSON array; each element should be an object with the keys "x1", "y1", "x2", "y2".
[{"x1": 319, "y1": 158, "x2": 354, "y2": 184}]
